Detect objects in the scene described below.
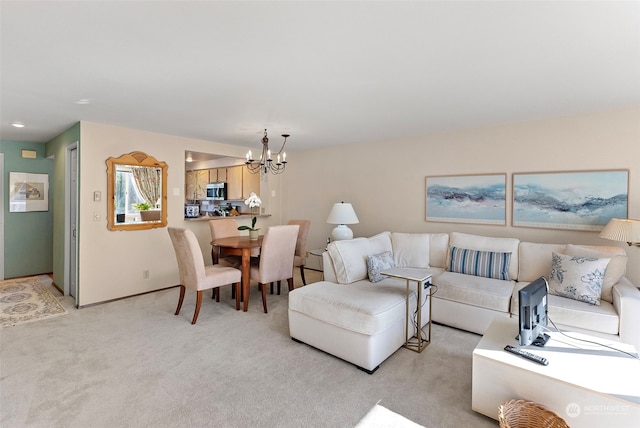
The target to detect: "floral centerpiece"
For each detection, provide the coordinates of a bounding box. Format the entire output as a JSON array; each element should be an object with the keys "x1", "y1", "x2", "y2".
[{"x1": 237, "y1": 192, "x2": 262, "y2": 240}]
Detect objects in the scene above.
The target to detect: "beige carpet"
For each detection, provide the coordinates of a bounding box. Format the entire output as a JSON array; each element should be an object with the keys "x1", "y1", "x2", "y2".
[
  {"x1": 0, "y1": 269, "x2": 497, "y2": 427},
  {"x1": 0, "y1": 276, "x2": 67, "y2": 327}
]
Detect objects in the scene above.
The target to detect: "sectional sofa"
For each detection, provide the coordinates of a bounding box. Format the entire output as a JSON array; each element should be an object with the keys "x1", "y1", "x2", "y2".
[{"x1": 288, "y1": 231, "x2": 640, "y2": 373}]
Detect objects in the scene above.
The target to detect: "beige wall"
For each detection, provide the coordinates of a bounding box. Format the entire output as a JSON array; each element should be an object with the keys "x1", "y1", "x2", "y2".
[
  {"x1": 284, "y1": 108, "x2": 640, "y2": 285},
  {"x1": 77, "y1": 109, "x2": 640, "y2": 305},
  {"x1": 77, "y1": 121, "x2": 285, "y2": 305}
]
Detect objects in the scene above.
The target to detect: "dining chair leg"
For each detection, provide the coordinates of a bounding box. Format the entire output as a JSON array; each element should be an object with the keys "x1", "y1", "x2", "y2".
[
  {"x1": 288, "y1": 277, "x2": 294, "y2": 292},
  {"x1": 260, "y1": 283, "x2": 268, "y2": 313},
  {"x1": 299, "y1": 265, "x2": 307, "y2": 285},
  {"x1": 277, "y1": 280, "x2": 282, "y2": 295},
  {"x1": 234, "y1": 282, "x2": 241, "y2": 310},
  {"x1": 175, "y1": 285, "x2": 186, "y2": 316},
  {"x1": 192, "y1": 290, "x2": 203, "y2": 325}
]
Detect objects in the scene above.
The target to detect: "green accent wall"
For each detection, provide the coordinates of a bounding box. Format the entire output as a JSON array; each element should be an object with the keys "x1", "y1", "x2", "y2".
[
  {"x1": 0, "y1": 140, "x2": 54, "y2": 278},
  {"x1": 45, "y1": 123, "x2": 80, "y2": 289}
]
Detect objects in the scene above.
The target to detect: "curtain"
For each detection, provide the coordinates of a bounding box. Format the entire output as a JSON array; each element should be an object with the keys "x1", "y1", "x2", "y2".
[{"x1": 132, "y1": 166, "x2": 161, "y2": 207}]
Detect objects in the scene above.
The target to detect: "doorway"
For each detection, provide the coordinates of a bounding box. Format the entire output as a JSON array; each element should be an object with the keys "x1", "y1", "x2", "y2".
[
  {"x1": 65, "y1": 144, "x2": 78, "y2": 305},
  {"x1": 0, "y1": 153, "x2": 4, "y2": 280}
]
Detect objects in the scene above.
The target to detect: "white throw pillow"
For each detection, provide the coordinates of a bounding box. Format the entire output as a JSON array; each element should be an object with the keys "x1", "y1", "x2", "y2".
[
  {"x1": 327, "y1": 232, "x2": 393, "y2": 284},
  {"x1": 391, "y1": 232, "x2": 430, "y2": 268},
  {"x1": 563, "y1": 244, "x2": 627, "y2": 304},
  {"x1": 548, "y1": 252, "x2": 611, "y2": 305}
]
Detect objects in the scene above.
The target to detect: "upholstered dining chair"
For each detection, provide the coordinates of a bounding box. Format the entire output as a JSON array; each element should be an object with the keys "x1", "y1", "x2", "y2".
[
  {"x1": 249, "y1": 224, "x2": 299, "y2": 313},
  {"x1": 286, "y1": 219, "x2": 311, "y2": 290},
  {"x1": 209, "y1": 218, "x2": 242, "y2": 266},
  {"x1": 168, "y1": 227, "x2": 242, "y2": 324},
  {"x1": 209, "y1": 218, "x2": 244, "y2": 300}
]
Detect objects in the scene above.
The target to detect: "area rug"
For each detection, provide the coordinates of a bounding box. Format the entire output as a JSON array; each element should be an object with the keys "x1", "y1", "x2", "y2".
[{"x1": 0, "y1": 276, "x2": 67, "y2": 327}]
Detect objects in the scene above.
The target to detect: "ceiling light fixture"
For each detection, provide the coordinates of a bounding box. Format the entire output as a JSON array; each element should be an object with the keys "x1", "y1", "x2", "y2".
[
  {"x1": 186, "y1": 152, "x2": 193, "y2": 163},
  {"x1": 245, "y1": 129, "x2": 290, "y2": 175},
  {"x1": 11, "y1": 122, "x2": 25, "y2": 128}
]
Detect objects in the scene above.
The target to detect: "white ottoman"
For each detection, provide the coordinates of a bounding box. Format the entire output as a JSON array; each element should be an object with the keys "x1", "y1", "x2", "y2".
[{"x1": 288, "y1": 280, "x2": 421, "y2": 373}]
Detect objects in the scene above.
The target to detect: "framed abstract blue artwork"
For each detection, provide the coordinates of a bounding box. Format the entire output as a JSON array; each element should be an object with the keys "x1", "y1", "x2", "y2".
[
  {"x1": 426, "y1": 174, "x2": 506, "y2": 225},
  {"x1": 512, "y1": 170, "x2": 629, "y2": 231}
]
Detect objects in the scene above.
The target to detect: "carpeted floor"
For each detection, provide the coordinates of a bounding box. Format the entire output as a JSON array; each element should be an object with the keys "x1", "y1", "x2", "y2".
[
  {"x1": 0, "y1": 269, "x2": 497, "y2": 428},
  {"x1": 0, "y1": 275, "x2": 67, "y2": 327}
]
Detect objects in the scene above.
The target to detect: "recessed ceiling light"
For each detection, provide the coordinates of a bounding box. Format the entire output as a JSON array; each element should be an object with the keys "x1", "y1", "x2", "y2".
[
  {"x1": 11, "y1": 122, "x2": 25, "y2": 128},
  {"x1": 75, "y1": 99, "x2": 91, "y2": 105}
]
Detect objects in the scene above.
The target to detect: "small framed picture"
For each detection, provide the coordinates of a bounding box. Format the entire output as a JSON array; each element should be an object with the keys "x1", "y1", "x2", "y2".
[{"x1": 9, "y1": 172, "x2": 49, "y2": 212}]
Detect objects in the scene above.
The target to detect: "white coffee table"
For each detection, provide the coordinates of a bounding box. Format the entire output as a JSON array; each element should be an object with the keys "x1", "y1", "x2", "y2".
[{"x1": 472, "y1": 317, "x2": 640, "y2": 427}]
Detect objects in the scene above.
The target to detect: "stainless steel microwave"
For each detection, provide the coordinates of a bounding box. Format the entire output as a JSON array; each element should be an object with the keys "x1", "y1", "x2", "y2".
[{"x1": 206, "y1": 182, "x2": 227, "y2": 200}]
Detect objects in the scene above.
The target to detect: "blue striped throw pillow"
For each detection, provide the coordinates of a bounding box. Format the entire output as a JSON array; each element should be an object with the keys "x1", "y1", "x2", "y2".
[{"x1": 449, "y1": 246, "x2": 512, "y2": 280}]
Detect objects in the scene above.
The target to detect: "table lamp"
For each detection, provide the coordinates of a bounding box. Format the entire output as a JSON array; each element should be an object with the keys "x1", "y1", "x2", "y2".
[
  {"x1": 599, "y1": 218, "x2": 640, "y2": 247},
  {"x1": 326, "y1": 202, "x2": 359, "y2": 241}
]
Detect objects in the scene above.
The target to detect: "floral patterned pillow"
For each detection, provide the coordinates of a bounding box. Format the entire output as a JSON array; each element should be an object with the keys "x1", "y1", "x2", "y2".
[
  {"x1": 549, "y1": 252, "x2": 611, "y2": 305},
  {"x1": 367, "y1": 251, "x2": 396, "y2": 283}
]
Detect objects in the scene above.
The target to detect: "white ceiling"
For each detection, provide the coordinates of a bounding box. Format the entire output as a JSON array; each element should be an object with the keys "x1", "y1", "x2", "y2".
[{"x1": 1, "y1": 1, "x2": 639, "y2": 151}]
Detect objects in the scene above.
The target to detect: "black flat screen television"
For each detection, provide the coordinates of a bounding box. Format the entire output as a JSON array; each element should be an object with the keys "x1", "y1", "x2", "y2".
[{"x1": 518, "y1": 276, "x2": 549, "y2": 347}]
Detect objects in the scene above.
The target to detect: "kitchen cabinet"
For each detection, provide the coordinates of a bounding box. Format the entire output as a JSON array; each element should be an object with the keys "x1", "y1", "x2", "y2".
[
  {"x1": 242, "y1": 166, "x2": 260, "y2": 198},
  {"x1": 226, "y1": 166, "x2": 243, "y2": 200},
  {"x1": 216, "y1": 168, "x2": 227, "y2": 182},
  {"x1": 185, "y1": 169, "x2": 208, "y2": 201},
  {"x1": 209, "y1": 167, "x2": 227, "y2": 183}
]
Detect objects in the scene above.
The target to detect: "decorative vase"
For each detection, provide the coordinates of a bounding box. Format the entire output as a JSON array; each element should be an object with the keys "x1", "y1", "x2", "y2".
[{"x1": 249, "y1": 229, "x2": 259, "y2": 241}]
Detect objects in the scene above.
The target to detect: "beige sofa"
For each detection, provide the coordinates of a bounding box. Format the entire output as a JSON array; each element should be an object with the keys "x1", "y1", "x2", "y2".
[{"x1": 288, "y1": 231, "x2": 640, "y2": 373}]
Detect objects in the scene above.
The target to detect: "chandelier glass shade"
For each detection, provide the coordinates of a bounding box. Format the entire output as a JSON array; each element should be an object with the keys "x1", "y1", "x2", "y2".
[{"x1": 245, "y1": 129, "x2": 290, "y2": 175}]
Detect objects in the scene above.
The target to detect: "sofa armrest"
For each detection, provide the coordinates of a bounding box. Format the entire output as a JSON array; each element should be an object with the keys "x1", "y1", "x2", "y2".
[
  {"x1": 322, "y1": 251, "x2": 338, "y2": 283},
  {"x1": 612, "y1": 276, "x2": 640, "y2": 350}
]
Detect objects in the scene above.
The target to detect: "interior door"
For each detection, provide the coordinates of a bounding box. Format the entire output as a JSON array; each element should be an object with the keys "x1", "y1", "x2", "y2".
[
  {"x1": 0, "y1": 153, "x2": 4, "y2": 280},
  {"x1": 68, "y1": 146, "x2": 78, "y2": 301}
]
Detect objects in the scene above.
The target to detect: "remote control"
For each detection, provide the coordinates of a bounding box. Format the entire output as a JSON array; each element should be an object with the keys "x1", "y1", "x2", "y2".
[{"x1": 504, "y1": 345, "x2": 549, "y2": 366}]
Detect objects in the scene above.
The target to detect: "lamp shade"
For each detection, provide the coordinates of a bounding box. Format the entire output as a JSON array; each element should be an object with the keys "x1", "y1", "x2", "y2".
[
  {"x1": 326, "y1": 202, "x2": 359, "y2": 225},
  {"x1": 599, "y1": 218, "x2": 640, "y2": 245}
]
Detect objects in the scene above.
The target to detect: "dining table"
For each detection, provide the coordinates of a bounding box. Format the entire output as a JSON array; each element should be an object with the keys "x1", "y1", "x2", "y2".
[{"x1": 211, "y1": 235, "x2": 263, "y2": 311}]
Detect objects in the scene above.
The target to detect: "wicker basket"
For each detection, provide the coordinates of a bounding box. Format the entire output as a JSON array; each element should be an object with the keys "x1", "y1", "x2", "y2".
[{"x1": 498, "y1": 400, "x2": 570, "y2": 428}]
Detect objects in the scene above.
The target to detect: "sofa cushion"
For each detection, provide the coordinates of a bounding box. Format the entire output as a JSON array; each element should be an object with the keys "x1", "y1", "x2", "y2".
[
  {"x1": 428, "y1": 233, "x2": 450, "y2": 269},
  {"x1": 327, "y1": 232, "x2": 393, "y2": 284},
  {"x1": 510, "y1": 282, "x2": 619, "y2": 335},
  {"x1": 563, "y1": 244, "x2": 627, "y2": 304},
  {"x1": 449, "y1": 232, "x2": 520, "y2": 280},
  {"x1": 391, "y1": 232, "x2": 430, "y2": 268},
  {"x1": 435, "y1": 271, "x2": 515, "y2": 312},
  {"x1": 549, "y1": 252, "x2": 611, "y2": 305},
  {"x1": 448, "y1": 246, "x2": 512, "y2": 280},
  {"x1": 518, "y1": 242, "x2": 567, "y2": 282},
  {"x1": 288, "y1": 280, "x2": 412, "y2": 336},
  {"x1": 367, "y1": 251, "x2": 396, "y2": 283}
]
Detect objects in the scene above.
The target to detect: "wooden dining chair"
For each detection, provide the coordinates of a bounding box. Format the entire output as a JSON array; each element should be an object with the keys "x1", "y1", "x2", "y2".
[
  {"x1": 249, "y1": 224, "x2": 299, "y2": 313},
  {"x1": 168, "y1": 227, "x2": 242, "y2": 324}
]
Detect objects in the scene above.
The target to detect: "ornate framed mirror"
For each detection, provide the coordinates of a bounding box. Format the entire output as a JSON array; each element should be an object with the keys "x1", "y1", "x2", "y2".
[{"x1": 106, "y1": 151, "x2": 168, "y2": 231}]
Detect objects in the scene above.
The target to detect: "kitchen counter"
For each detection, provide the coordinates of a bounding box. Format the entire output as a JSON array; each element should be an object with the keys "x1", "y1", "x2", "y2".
[{"x1": 184, "y1": 214, "x2": 271, "y2": 221}]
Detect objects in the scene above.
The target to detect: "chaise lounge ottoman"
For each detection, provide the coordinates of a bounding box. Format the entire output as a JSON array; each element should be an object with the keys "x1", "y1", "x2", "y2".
[{"x1": 288, "y1": 279, "x2": 424, "y2": 373}]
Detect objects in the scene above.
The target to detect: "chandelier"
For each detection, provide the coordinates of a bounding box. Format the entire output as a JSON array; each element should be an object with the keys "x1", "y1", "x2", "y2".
[{"x1": 245, "y1": 129, "x2": 290, "y2": 175}]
